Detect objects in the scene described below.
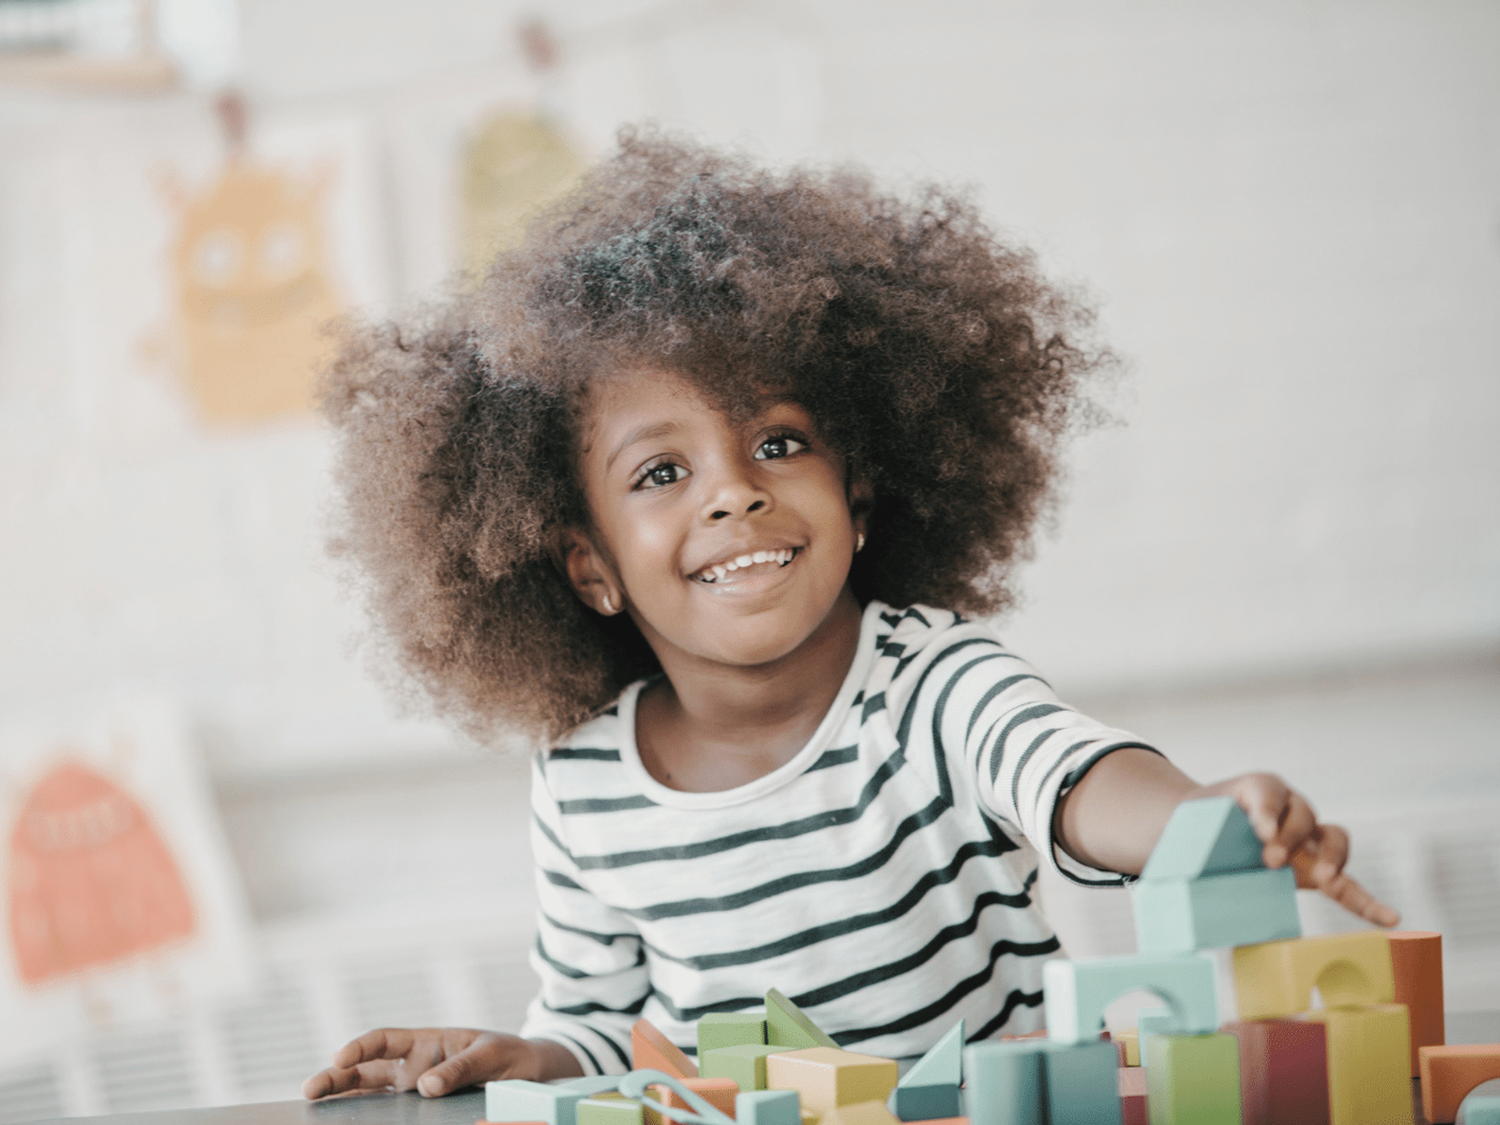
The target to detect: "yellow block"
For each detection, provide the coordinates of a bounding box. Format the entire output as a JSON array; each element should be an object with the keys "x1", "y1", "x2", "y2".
[
  {"x1": 1232, "y1": 931, "x2": 1395, "y2": 1019},
  {"x1": 765, "y1": 1048, "x2": 899, "y2": 1115},
  {"x1": 1115, "y1": 1027, "x2": 1140, "y2": 1066},
  {"x1": 1304, "y1": 1004, "x2": 1413, "y2": 1125},
  {"x1": 817, "y1": 1101, "x2": 901, "y2": 1125}
]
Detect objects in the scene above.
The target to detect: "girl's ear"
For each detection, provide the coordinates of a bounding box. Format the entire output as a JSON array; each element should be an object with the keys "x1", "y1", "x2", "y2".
[
  {"x1": 553, "y1": 527, "x2": 625, "y2": 616},
  {"x1": 848, "y1": 475, "x2": 875, "y2": 541}
]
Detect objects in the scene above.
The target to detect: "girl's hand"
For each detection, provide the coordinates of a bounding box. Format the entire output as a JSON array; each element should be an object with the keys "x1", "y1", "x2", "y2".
[
  {"x1": 302, "y1": 1028, "x2": 584, "y2": 1100},
  {"x1": 1192, "y1": 773, "x2": 1401, "y2": 928}
]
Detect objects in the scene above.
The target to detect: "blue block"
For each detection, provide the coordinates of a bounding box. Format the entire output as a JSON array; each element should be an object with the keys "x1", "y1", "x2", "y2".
[
  {"x1": 1136, "y1": 1007, "x2": 1171, "y2": 1068},
  {"x1": 486, "y1": 1079, "x2": 590, "y2": 1125},
  {"x1": 891, "y1": 1085, "x2": 963, "y2": 1121},
  {"x1": 1043, "y1": 954, "x2": 1219, "y2": 1045},
  {"x1": 1141, "y1": 797, "x2": 1264, "y2": 882},
  {"x1": 964, "y1": 1039, "x2": 1121, "y2": 1125},
  {"x1": 737, "y1": 1089, "x2": 802, "y2": 1125},
  {"x1": 1132, "y1": 867, "x2": 1300, "y2": 953},
  {"x1": 900, "y1": 1019, "x2": 965, "y2": 1088}
]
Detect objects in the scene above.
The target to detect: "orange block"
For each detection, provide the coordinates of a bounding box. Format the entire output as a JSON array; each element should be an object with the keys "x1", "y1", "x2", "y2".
[
  {"x1": 646, "y1": 1077, "x2": 740, "y2": 1124},
  {"x1": 1118, "y1": 1066, "x2": 1148, "y2": 1125},
  {"x1": 634, "y1": 1018, "x2": 699, "y2": 1079},
  {"x1": 1419, "y1": 1044, "x2": 1500, "y2": 1124},
  {"x1": 1389, "y1": 931, "x2": 1444, "y2": 1077}
]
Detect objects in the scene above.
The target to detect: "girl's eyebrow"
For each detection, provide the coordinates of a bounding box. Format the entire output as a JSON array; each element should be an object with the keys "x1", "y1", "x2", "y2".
[{"x1": 605, "y1": 420, "x2": 679, "y2": 472}]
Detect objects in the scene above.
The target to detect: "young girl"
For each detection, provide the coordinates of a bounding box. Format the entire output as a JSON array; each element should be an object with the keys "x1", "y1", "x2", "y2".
[{"x1": 302, "y1": 130, "x2": 1396, "y2": 1101}]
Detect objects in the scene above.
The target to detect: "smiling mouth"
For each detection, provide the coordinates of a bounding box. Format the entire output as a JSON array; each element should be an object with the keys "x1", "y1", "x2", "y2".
[{"x1": 691, "y1": 547, "x2": 799, "y2": 584}]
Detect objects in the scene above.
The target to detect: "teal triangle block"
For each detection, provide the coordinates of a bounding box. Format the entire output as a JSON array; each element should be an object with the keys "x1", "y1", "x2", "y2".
[
  {"x1": 1141, "y1": 796, "x2": 1265, "y2": 882},
  {"x1": 898, "y1": 1018, "x2": 965, "y2": 1087}
]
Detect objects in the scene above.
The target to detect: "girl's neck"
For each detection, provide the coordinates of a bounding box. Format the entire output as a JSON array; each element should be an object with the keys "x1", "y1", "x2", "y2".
[{"x1": 635, "y1": 588, "x2": 864, "y2": 792}]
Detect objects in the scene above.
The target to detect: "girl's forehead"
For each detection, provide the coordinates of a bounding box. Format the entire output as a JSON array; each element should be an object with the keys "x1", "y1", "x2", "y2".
[{"x1": 582, "y1": 366, "x2": 800, "y2": 435}]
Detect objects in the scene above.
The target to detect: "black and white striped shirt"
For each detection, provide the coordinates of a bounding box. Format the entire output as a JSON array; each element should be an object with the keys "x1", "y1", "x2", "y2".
[{"x1": 522, "y1": 602, "x2": 1152, "y2": 1074}]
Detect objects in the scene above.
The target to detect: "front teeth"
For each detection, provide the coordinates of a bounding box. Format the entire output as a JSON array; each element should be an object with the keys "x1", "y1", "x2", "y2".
[{"x1": 697, "y1": 548, "x2": 796, "y2": 583}]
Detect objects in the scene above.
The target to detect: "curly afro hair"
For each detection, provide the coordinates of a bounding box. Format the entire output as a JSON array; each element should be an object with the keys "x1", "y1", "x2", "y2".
[{"x1": 320, "y1": 128, "x2": 1112, "y2": 743}]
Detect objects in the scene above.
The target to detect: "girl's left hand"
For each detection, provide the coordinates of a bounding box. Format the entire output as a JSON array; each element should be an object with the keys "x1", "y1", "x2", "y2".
[{"x1": 1194, "y1": 773, "x2": 1401, "y2": 928}]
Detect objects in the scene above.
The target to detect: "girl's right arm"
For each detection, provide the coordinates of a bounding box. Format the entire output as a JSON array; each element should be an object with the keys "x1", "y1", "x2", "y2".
[{"x1": 302, "y1": 1027, "x2": 583, "y2": 1099}]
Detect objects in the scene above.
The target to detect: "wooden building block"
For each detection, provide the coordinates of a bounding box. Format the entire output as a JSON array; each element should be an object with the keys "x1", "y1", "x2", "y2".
[
  {"x1": 1143, "y1": 1033, "x2": 1241, "y2": 1125},
  {"x1": 899, "y1": 1020, "x2": 965, "y2": 1088},
  {"x1": 1305, "y1": 1004, "x2": 1412, "y2": 1125},
  {"x1": 636, "y1": 1018, "x2": 701, "y2": 1079},
  {"x1": 1116, "y1": 1027, "x2": 1140, "y2": 1067},
  {"x1": 1140, "y1": 797, "x2": 1264, "y2": 883},
  {"x1": 702, "y1": 1013, "x2": 771, "y2": 1055},
  {"x1": 1231, "y1": 932, "x2": 1395, "y2": 1020},
  {"x1": 963, "y1": 1038, "x2": 1122, "y2": 1125},
  {"x1": 1457, "y1": 1079, "x2": 1500, "y2": 1125},
  {"x1": 1220, "y1": 1018, "x2": 1328, "y2": 1125},
  {"x1": 487, "y1": 1080, "x2": 594, "y2": 1125},
  {"x1": 565, "y1": 1077, "x2": 630, "y2": 1096},
  {"x1": 703, "y1": 1044, "x2": 783, "y2": 1092},
  {"x1": 736, "y1": 1090, "x2": 801, "y2": 1125},
  {"x1": 890, "y1": 1085, "x2": 962, "y2": 1121},
  {"x1": 1118, "y1": 1066, "x2": 1148, "y2": 1125},
  {"x1": 1043, "y1": 954, "x2": 1219, "y2": 1045},
  {"x1": 1420, "y1": 1045, "x2": 1500, "y2": 1125},
  {"x1": 1389, "y1": 931, "x2": 1444, "y2": 1077},
  {"x1": 766, "y1": 1047, "x2": 898, "y2": 1115},
  {"x1": 579, "y1": 1096, "x2": 646, "y2": 1125},
  {"x1": 1137, "y1": 1007, "x2": 1172, "y2": 1068},
  {"x1": 767, "y1": 988, "x2": 839, "y2": 1050},
  {"x1": 1133, "y1": 866, "x2": 1300, "y2": 954},
  {"x1": 819, "y1": 1101, "x2": 903, "y2": 1125},
  {"x1": 646, "y1": 1078, "x2": 742, "y2": 1125}
]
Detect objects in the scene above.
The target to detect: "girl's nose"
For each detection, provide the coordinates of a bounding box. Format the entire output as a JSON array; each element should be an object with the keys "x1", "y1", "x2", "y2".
[{"x1": 702, "y1": 464, "x2": 772, "y2": 521}]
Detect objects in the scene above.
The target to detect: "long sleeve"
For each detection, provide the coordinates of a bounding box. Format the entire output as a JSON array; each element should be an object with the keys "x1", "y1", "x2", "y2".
[{"x1": 521, "y1": 751, "x2": 649, "y2": 1075}]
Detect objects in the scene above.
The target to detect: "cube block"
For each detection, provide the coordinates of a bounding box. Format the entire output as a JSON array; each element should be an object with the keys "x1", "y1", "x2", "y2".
[
  {"x1": 1420, "y1": 1044, "x2": 1500, "y2": 1125},
  {"x1": 1306, "y1": 1004, "x2": 1412, "y2": 1125},
  {"x1": 766, "y1": 1047, "x2": 898, "y2": 1115},
  {"x1": 737, "y1": 1090, "x2": 802, "y2": 1125},
  {"x1": 1132, "y1": 866, "x2": 1300, "y2": 954},
  {"x1": 701, "y1": 1012, "x2": 771, "y2": 1055},
  {"x1": 1043, "y1": 954, "x2": 1218, "y2": 1045},
  {"x1": 703, "y1": 1044, "x2": 783, "y2": 1092},
  {"x1": 1221, "y1": 1018, "x2": 1328, "y2": 1125},
  {"x1": 891, "y1": 1085, "x2": 962, "y2": 1122},
  {"x1": 820, "y1": 1101, "x2": 903, "y2": 1125},
  {"x1": 1232, "y1": 932, "x2": 1395, "y2": 1020},
  {"x1": 767, "y1": 988, "x2": 838, "y2": 1050},
  {"x1": 963, "y1": 1038, "x2": 1121, "y2": 1125},
  {"x1": 1389, "y1": 931, "x2": 1444, "y2": 1077},
  {"x1": 487, "y1": 1081, "x2": 591, "y2": 1125},
  {"x1": 1143, "y1": 1033, "x2": 1242, "y2": 1125}
]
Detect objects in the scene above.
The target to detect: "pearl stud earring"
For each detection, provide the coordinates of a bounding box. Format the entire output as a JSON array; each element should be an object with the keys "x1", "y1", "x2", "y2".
[{"x1": 856, "y1": 532, "x2": 866, "y2": 553}]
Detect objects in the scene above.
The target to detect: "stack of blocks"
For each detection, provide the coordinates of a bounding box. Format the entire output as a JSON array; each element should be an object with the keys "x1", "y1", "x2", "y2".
[{"x1": 480, "y1": 799, "x2": 1498, "y2": 1125}]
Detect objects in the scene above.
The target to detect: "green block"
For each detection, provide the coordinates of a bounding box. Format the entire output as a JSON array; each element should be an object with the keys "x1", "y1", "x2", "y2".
[
  {"x1": 766, "y1": 987, "x2": 837, "y2": 1049},
  {"x1": 1042, "y1": 953, "x2": 1219, "y2": 1045},
  {"x1": 699, "y1": 1011, "x2": 769, "y2": 1055},
  {"x1": 701, "y1": 1043, "x2": 780, "y2": 1091},
  {"x1": 891, "y1": 1084, "x2": 962, "y2": 1121},
  {"x1": 486, "y1": 1080, "x2": 589, "y2": 1125},
  {"x1": 899, "y1": 1019, "x2": 965, "y2": 1088},
  {"x1": 737, "y1": 1089, "x2": 801, "y2": 1125},
  {"x1": 577, "y1": 1097, "x2": 644, "y2": 1125},
  {"x1": 1145, "y1": 1033, "x2": 1242, "y2": 1125},
  {"x1": 1141, "y1": 797, "x2": 1264, "y2": 883},
  {"x1": 1132, "y1": 867, "x2": 1300, "y2": 954},
  {"x1": 1136, "y1": 1007, "x2": 1172, "y2": 1068},
  {"x1": 964, "y1": 1039, "x2": 1121, "y2": 1125}
]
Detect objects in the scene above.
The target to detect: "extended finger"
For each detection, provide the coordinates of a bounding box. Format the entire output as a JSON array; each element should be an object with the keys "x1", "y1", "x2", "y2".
[
  {"x1": 1292, "y1": 824, "x2": 1350, "y2": 889},
  {"x1": 1265, "y1": 793, "x2": 1319, "y2": 869},
  {"x1": 417, "y1": 1035, "x2": 512, "y2": 1097},
  {"x1": 303, "y1": 1060, "x2": 399, "y2": 1100},
  {"x1": 333, "y1": 1028, "x2": 421, "y2": 1069},
  {"x1": 1320, "y1": 869, "x2": 1402, "y2": 928}
]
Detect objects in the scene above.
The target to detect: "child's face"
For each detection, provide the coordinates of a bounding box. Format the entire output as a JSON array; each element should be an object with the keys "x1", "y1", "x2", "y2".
[{"x1": 567, "y1": 367, "x2": 865, "y2": 673}]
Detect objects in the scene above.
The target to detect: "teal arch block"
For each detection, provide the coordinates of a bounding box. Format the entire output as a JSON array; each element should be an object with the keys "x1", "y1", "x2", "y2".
[
  {"x1": 1133, "y1": 866, "x2": 1300, "y2": 954},
  {"x1": 737, "y1": 1089, "x2": 802, "y2": 1125},
  {"x1": 890, "y1": 1084, "x2": 962, "y2": 1121},
  {"x1": 1144, "y1": 1033, "x2": 1243, "y2": 1125},
  {"x1": 486, "y1": 1079, "x2": 591, "y2": 1125},
  {"x1": 964, "y1": 1038, "x2": 1121, "y2": 1125},
  {"x1": 1141, "y1": 797, "x2": 1264, "y2": 883},
  {"x1": 1043, "y1": 953, "x2": 1219, "y2": 1045},
  {"x1": 1459, "y1": 1079, "x2": 1500, "y2": 1125},
  {"x1": 899, "y1": 1019, "x2": 965, "y2": 1088}
]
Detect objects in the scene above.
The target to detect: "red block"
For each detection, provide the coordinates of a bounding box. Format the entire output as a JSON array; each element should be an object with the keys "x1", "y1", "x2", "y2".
[
  {"x1": 1390, "y1": 931, "x2": 1445, "y2": 1077},
  {"x1": 1222, "y1": 1019, "x2": 1329, "y2": 1125},
  {"x1": 1117, "y1": 1065, "x2": 1148, "y2": 1125}
]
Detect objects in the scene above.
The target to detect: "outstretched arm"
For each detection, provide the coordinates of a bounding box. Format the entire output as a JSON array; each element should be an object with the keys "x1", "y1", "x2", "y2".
[
  {"x1": 303, "y1": 1028, "x2": 582, "y2": 1100},
  {"x1": 1052, "y1": 746, "x2": 1400, "y2": 928}
]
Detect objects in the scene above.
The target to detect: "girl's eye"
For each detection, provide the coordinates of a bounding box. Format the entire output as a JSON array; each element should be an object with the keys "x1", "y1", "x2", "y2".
[
  {"x1": 638, "y1": 462, "x2": 687, "y2": 489},
  {"x1": 755, "y1": 434, "x2": 807, "y2": 461}
]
